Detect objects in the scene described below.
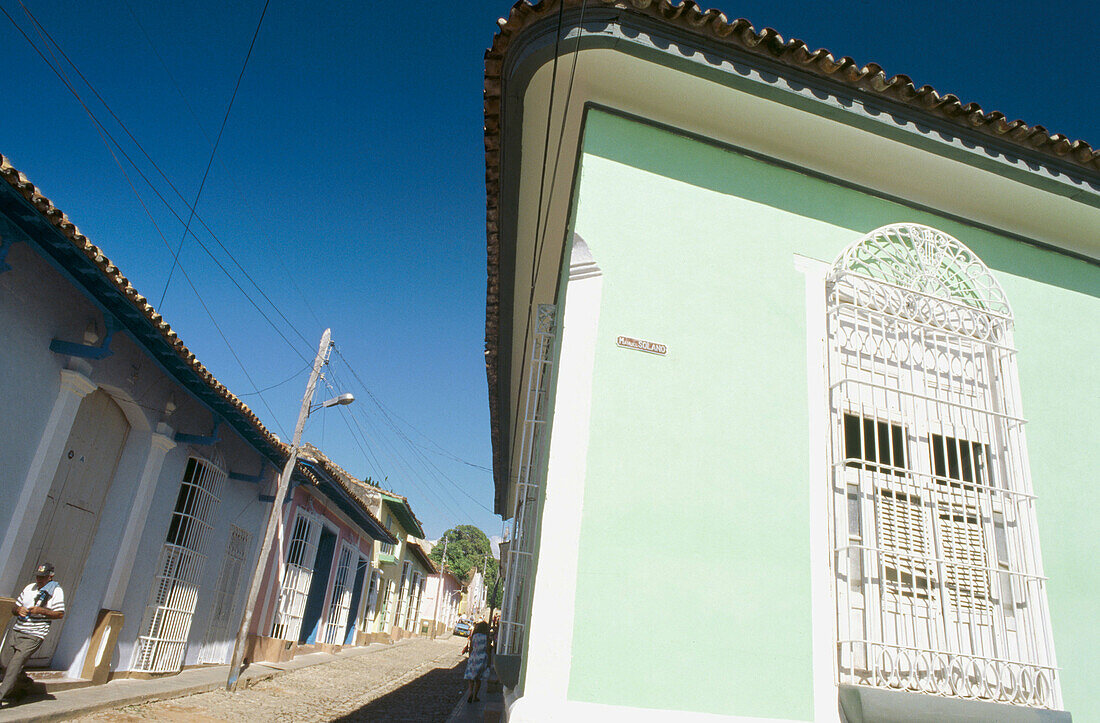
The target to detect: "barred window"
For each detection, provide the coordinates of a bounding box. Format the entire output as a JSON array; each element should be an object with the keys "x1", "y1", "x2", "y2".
[{"x1": 827, "y1": 224, "x2": 1061, "y2": 709}]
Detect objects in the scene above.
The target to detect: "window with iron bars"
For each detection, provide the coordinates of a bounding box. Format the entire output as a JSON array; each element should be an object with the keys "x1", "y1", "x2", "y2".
[
  {"x1": 498, "y1": 304, "x2": 557, "y2": 657},
  {"x1": 827, "y1": 224, "x2": 1061, "y2": 709},
  {"x1": 133, "y1": 454, "x2": 225, "y2": 672}
]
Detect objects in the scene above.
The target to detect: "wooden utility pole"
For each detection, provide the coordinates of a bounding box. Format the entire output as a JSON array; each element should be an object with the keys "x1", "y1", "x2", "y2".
[{"x1": 226, "y1": 329, "x2": 332, "y2": 691}]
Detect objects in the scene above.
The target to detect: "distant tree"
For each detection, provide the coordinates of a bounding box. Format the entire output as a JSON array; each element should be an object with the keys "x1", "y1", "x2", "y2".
[{"x1": 430, "y1": 525, "x2": 502, "y2": 608}]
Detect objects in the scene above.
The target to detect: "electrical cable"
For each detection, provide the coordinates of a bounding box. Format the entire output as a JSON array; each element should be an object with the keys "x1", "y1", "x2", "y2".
[
  {"x1": 158, "y1": 0, "x2": 272, "y2": 309},
  {"x1": 237, "y1": 362, "x2": 314, "y2": 396},
  {"x1": 11, "y1": 3, "x2": 315, "y2": 367},
  {"x1": 315, "y1": 366, "x2": 461, "y2": 525},
  {"x1": 329, "y1": 355, "x2": 492, "y2": 514},
  {"x1": 124, "y1": 0, "x2": 326, "y2": 349},
  {"x1": 7, "y1": 3, "x2": 291, "y2": 440},
  {"x1": 8, "y1": 3, "x2": 491, "y2": 521}
]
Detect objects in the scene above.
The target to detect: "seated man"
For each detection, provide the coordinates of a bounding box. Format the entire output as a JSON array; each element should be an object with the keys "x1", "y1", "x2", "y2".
[{"x1": 0, "y1": 563, "x2": 65, "y2": 706}]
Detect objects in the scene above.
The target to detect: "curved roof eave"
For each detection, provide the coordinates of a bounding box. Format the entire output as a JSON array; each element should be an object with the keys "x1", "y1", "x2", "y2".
[{"x1": 482, "y1": 0, "x2": 1100, "y2": 516}]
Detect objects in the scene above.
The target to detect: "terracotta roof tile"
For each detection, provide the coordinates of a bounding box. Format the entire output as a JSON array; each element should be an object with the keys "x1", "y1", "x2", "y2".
[{"x1": 298, "y1": 443, "x2": 393, "y2": 538}]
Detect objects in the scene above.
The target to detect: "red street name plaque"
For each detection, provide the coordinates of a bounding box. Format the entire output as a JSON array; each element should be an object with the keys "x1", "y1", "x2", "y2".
[{"x1": 616, "y1": 335, "x2": 667, "y2": 356}]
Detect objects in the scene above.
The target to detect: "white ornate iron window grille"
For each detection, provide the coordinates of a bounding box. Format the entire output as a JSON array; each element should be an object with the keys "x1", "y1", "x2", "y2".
[
  {"x1": 499, "y1": 303, "x2": 557, "y2": 657},
  {"x1": 826, "y1": 224, "x2": 1060, "y2": 708},
  {"x1": 270, "y1": 510, "x2": 322, "y2": 641},
  {"x1": 404, "y1": 571, "x2": 420, "y2": 629},
  {"x1": 197, "y1": 525, "x2": 252, "y2": 664},
  {"x1": 413, "y1": 576, "x2": 426, "y2": 627},
  {"x1": 321, "y1": 543, "x2": 357, "y2": 645},
  {"x1": 133, "y1": 454, "x2": 226, "y2": 672}
]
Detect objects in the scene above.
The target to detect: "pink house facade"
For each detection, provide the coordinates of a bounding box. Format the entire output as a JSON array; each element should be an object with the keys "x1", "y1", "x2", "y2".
[{"x1": 246, "y1": 447, "x2": 395, "y2": 662}]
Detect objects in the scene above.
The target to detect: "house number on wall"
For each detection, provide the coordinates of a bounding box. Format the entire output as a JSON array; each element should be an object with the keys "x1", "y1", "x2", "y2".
[{"x1": 616, "y1": 335, "x2": 667, "y2": 356}]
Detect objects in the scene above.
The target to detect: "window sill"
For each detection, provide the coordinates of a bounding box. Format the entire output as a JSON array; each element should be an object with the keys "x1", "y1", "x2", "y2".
[{"x1": 838, "y1": 684, "x2": 1071, "y2": 722}]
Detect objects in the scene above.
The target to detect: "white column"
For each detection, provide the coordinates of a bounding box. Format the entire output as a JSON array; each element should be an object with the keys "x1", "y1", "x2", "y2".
[
  {"x1": 795, "y1": 254, "x2": 842, "y2": 723},
  {"x1": 0, "y1": 368, "x2": 96, "y2": 591},
  {"x1": 100, "y1": 424, "x2": 176, "y2": 609},
  {"x1": 517, "y1": 236, "x2": 602, "y2": 709}
]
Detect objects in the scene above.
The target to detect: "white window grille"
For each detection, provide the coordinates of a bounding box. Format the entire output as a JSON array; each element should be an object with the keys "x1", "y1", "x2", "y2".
[
  {"x1": 395, "y1": 561, "x2": 411, "y2": 629},
  {"x1": 379, "y1": 580, "x2": 395, "y2": 631},
  {"x1": 133, "y1": 455, "x2": 226, "y2": 672},
  {"x1": 405, "y1": 572, "x2": 423, "y2": 629},
  {"x1": 364, "y1": 568, "x2": 382, "y2": 624},
  {"x1": 271, "y1": 511, "x2": 322, "y2": 641},
  {"x1": 320, "y1": 543, "x2": 356, "y2": 645},
  {"x1": 827, "y1": 224, "x2": 1060, "y2": 708},
  {"x1": 499, "y1": 303, "x2": 557, "y2": 656},
  {"x1": 412, "y1": 576, "x2": 426, "y2": 628},
  {"x1": 197, "y1": 525, "x2": 252, "y2": 664}
]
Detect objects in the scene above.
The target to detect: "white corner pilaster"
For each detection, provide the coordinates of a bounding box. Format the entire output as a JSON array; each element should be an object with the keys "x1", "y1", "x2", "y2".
[
  {"x1": 520, "y1": 235, "x2": 602, "y2": 709},
  {"x1": 0, "y1": 368, "x2": 97, "y2": 591},
  {"x1": 100, "y1": 423, "x2": 176, "y2": 610},
  {"x1": 794, "y1": 254, "x2": 841, "y2": 723}
]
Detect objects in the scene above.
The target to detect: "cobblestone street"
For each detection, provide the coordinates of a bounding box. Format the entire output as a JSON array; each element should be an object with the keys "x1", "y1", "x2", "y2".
[{"x1": 75, "y1": 637, "x2": 469, "y2": 722}]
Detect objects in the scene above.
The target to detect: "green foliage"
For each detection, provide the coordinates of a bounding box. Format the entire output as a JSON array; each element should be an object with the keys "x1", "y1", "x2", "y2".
[{"x1": 429, "y1": 525, "x2": 503, "y2": 608}]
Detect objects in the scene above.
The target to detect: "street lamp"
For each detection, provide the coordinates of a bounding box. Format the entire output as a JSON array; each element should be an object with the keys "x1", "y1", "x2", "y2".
[{"x1": 310, "y1": 392, "x2": 354, "y2": 414}]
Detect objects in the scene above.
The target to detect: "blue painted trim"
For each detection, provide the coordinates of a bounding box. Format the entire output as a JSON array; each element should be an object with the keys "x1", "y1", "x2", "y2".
[
  {"x1": 174, "y1": 421, "x2": 221, "y2": 446},
  {"x1": 0, "y1": 234, "x2": 15, "y2": 273},
  {"x1": 229, "y1": 469, "x2": 265, "y2": 484},
  {"x1": 49, "y1": 314, "x2": 121, "y2": 360},
  {"x1": 258, "y1": 494, "x2": 276, "y2": 503}
]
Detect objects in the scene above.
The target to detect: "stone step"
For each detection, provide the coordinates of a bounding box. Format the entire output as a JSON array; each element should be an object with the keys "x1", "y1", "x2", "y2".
[{"x1": 22, "y1": 671, "x2": 93, "y2": 693}]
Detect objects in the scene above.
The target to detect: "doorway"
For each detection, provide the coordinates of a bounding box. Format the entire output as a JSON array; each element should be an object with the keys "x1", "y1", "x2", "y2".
[
  {"x1": 298, "y1": 527, "x2": 336, "y2": 644},
  {"x1": 20, "y1": 389, "x2": 129, "y2": 666}
]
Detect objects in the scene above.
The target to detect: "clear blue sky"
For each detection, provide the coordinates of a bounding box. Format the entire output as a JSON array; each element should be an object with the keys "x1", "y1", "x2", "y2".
[{"x1": 3, "y1": 1, "x2": 1095, "y2": 539}]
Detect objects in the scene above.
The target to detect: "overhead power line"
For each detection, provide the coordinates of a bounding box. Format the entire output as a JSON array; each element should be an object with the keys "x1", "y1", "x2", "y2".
[
  {"x1": 158, "y1": 0, "x2": 272, "y2": 309},
  {"x1": 7, "y1": 2, "x2": 491, "y2": 521},
  {"x1": 330, "y1": 351, "x2": 493, "y2": 515},
  {"x1": 10, "y1": 1, "x2": 315, "y2": 367}
]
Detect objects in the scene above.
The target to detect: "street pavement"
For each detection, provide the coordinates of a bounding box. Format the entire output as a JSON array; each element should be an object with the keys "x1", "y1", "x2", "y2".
[{"x1": 56, "y1": 636, "x2": 473, "y2": 722}]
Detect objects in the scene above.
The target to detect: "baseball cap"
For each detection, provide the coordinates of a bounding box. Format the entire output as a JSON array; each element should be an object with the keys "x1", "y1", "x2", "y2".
[{"x1": 35, "y1": 562, "x2": 55, "y2": 576}]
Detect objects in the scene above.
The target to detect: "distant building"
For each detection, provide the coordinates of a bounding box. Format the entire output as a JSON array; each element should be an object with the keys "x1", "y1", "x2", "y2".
[
  {"x1": 483, "y1": 3, "x2": 1097, "y2": 721},
  {"x1": 356, "y1": 485, "x2": 433, "y2": 641},
  {"x1": 419, "y1": 568, "x2": 464, "y2": 636}
]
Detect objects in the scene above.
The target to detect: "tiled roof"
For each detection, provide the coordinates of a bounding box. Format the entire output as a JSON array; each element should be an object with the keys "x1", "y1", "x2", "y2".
[
  {"x1": 482, "y1": 0, "x2": 1100, "y2": 514},
  {"x1": 298, "y1": 443, "x2": 394, "y2": 541},
  {"x1": 0, "y1": 153, "x2": 287, "y2": 464},
  {"x1": 344, "y1": 472, "x2": 428, "y2": 539},
  {"x1": 406, "y1": 539, "x2": 439, "y2": 573}
]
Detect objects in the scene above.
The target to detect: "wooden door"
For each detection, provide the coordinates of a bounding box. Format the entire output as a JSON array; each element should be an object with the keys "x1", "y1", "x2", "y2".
[{"x1": 21, "y1": 389, "x2": 129, "y2": 665}]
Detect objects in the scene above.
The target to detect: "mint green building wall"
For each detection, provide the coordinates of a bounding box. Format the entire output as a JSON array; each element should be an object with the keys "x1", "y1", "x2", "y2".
[{"x1": 562, "y1": 109, "x2": 1099, "y2": 718}]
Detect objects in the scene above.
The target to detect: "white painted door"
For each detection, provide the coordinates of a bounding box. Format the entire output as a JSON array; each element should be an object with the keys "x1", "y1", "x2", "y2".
[
  {"x1": 22, "y1": 389, "x2": 129, "y2": 665},
  {"x1": 197, "y1": 526, "x2": 251, "y2": 664}
]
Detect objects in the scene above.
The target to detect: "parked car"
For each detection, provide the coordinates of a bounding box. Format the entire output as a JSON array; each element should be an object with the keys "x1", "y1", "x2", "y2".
[{"x1": 454, "y1": 620, "x2": 473, "y2": 637}]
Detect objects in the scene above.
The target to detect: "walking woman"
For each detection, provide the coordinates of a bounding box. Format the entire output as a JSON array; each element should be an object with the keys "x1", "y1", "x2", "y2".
[{"x1": 462, "y1": 621, "x2": 491, "y2": 703}]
